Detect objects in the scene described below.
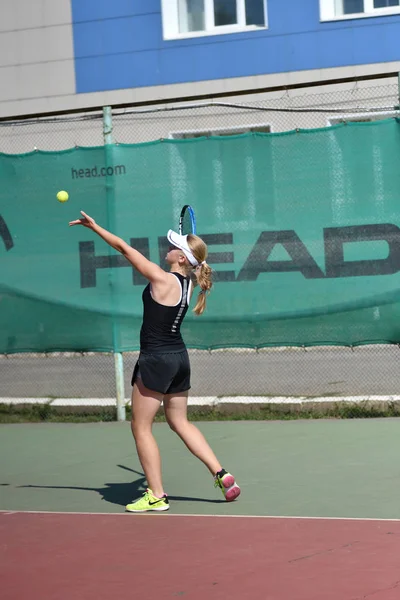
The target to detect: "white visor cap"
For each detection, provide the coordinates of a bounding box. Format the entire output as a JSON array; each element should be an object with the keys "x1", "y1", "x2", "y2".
[{"x1": 167, "y1": 229, "x2": 198, "y2": 266}]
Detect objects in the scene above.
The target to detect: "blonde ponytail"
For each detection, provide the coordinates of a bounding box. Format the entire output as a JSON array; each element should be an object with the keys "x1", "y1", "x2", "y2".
[
  {"x1": 193, "y1": 262, "x2": 213, "y2": 315},
  {"x1": 186, "y1": 234, "x2": 213, "y2": 316}
]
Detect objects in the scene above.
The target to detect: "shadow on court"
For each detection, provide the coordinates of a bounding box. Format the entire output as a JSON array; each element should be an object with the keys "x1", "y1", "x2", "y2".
[{"x1": 18, "y1": 465, "x2": 225, "y2": 507}]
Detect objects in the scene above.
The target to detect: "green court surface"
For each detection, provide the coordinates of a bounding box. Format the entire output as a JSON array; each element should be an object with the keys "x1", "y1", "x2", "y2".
[{"x1": 1, "y1": 418, "x2": 400, "y2": 519}]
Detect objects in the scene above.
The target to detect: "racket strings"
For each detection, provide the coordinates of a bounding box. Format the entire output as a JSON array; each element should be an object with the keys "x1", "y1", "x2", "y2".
[{"x1": 181, "y1": 211, "x2": 193, "y2": 236}]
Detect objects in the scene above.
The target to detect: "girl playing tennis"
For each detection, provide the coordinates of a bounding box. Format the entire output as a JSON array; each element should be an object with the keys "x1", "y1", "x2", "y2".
[{"x1": 69, "y1": 211, "x2": 241, "y2": 512}]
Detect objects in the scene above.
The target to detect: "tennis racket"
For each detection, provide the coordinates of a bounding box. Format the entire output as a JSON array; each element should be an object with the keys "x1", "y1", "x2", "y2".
[
  {"x1": 0, "y1": 215, "x2": 14, "y2": 251},
  {"x1": 179, "y1": 205, "x2": 197, "y2": 236}
]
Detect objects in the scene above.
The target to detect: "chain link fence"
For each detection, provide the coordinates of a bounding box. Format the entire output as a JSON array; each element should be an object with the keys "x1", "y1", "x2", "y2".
[
  {"x1": 1, "y1": 76, "x2": 400, "y2": 419},
  {"x1": 2, "y1": 345, "x2": 400, "y2": 420},
  {"x1": 1, "y1": 78, "x2": 398, "y2": 153}
]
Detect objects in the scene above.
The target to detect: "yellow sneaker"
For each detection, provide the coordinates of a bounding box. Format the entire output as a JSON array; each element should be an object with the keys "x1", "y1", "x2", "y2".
[{"x1": 125, "y1": 489, "x2": 170, "y2": 513}]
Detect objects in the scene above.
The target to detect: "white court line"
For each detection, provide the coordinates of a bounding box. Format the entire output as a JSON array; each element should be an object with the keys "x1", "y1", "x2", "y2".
[{"x1": 1, "y1": 509, "x2": 400, "y2": 522}]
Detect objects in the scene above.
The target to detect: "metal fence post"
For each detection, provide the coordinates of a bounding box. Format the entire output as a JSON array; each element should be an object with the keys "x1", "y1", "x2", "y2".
[
  {"x1": 103, "y1": 106, "x2": 126, "y2": 422},
  {"x1": 398, "y1": 72, "x2": 400, "y2": 109}
]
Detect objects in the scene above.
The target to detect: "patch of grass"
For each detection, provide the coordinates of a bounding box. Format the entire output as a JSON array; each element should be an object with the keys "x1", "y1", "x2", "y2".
[
  {"x1": 0, "y1": 403, "x2": 117, "y2": 424},
  {"x1": 2, "y1": 401, "x2": 400, "y2": 424}
]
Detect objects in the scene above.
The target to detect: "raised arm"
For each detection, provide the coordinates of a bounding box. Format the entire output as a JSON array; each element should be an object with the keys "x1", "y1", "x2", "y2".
[{"x1": 69, "y1": 211, "x2": 167, "y2": 283}]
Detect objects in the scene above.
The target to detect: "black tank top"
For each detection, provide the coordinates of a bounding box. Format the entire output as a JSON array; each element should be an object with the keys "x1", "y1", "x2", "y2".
[{"x1": 140, "y1": 272, "x2": 191, "y2": 353}]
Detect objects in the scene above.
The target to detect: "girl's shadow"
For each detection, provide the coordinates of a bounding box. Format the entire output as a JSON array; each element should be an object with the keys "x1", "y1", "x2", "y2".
[{"x1": 21, "y1": 465, "x2": 225, "y2": 507}]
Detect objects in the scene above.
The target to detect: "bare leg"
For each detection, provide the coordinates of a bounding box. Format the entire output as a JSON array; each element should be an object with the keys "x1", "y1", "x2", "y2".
[
  {"x1": 163, "y1": 392, "x2": 222, "y2": 476},
  {"x1": 131, "y1": 378, "x2": 165, "y2": 497}
]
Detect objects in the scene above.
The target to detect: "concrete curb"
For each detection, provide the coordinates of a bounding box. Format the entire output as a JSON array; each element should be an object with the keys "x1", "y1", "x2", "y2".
[{"x1": 2, "y1": 395, "x2": 400, "y2": 407}]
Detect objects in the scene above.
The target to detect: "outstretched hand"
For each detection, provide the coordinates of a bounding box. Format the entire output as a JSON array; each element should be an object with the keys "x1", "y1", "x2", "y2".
[{"x1": 69, "y1": 211, "x2": 96, "y2": 229}]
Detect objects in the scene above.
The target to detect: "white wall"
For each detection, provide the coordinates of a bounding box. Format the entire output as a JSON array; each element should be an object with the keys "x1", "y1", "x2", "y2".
[{"x1": 0, "y1": 0, "x2": 76, "y2": 117}]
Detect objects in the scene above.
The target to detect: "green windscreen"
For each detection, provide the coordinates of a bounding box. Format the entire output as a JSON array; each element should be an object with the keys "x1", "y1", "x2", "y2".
[{"x1": 1, "y1": 119, "x2": 400, "y2": 353}]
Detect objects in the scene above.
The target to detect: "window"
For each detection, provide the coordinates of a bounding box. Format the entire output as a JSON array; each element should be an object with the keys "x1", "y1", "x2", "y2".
[
  {"x1": 320, "y1": 0, "x2": 400, "y2": 20},
  {"x1": 162, "y1": 0, "x2": 267, "y2": 39},
  {"x1": 328, "y1": 112, "x2": 399, "y2": 125},
  {"x1": 169, "y1": 124, "x2": 271, "y2": 139}
]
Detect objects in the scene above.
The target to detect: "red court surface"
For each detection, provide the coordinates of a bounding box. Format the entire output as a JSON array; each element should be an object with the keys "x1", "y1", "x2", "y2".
[{"x1": 2, "y1": 511, "x2": 400, "y2": 600}]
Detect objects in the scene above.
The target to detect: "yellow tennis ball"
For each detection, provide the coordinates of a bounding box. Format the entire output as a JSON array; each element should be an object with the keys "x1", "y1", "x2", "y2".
[{"x1": 57, "y1": 190, "x2": 69, "y2": 203}]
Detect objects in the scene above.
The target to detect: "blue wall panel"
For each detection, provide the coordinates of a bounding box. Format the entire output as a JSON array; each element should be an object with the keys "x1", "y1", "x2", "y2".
[
  {"x1": 71, "y1": 0, "x2": 400, "y2": 94},
  {"x1": 317, "y1": 28, "x2": 355, "y2": 68},
  {"x1": 72, "y1": 0, "x2": 160, "y2": 22},
  {"x1": 73, "y1": 14, "x2": 162, "y2": 56}
]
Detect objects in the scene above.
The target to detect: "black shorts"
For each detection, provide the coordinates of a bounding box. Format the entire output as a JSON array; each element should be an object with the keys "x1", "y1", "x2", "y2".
[{"x1": 131, "y1": 350, "x2": 191, "y2": 395}]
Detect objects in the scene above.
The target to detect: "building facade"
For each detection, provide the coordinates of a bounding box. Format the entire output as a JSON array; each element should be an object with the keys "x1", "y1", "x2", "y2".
[{"x1": 1, "y1": 0, "x2": 399, "y2": 150}]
